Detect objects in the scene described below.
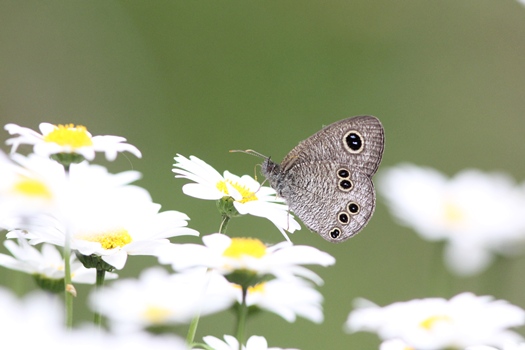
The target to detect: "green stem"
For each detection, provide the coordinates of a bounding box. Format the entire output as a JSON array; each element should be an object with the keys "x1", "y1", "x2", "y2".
[
  {"x1": 186, "y1": 313, "x2": 200, "y2": 347},
  {"x1": 63, "y1": 237, "x2": 73, "y2": 328},
  {"x1": 219, "y1": 215, "x2": 230, "y2": 234},
  {"x1": 235, "y1": 287, "x2": 248, "y2": 350},
  {"x1": 94, "y1": 268, "x2": 106, "y2": 327},
  {"x1": 63, "y1": 165, "x2": 73, "y2": 329}
]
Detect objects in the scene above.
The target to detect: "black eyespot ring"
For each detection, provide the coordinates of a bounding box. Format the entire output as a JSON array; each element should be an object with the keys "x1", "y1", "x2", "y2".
[
  {"x1": 343, "y1": 130, "x2": 364, "y2": 154},
  {"x1": 329, "y1": 228, "x2": 341, "y2": 239},
  {"x1": 338, "y1": 179, "x2": 353, "y2": 192},
  {"x1": 337, "y1": 168, "x2": 350, "y2": 179},
  {"x1": 338, "y1": 212, "x2": 349, "y2": 224},
  {"x1": 348, "y1": 202, "x2": 360, "y2": 215}
]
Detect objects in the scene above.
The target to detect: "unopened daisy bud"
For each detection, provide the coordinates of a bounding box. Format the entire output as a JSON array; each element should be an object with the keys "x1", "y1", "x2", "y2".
[{"x1": 216, "y1": 196, "x2": 241, "y2": 218}]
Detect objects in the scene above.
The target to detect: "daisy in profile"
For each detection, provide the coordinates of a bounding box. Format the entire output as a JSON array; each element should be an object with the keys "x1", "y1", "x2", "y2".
[
  {"x1": 194, "y1": 335, "x2": 299, "y2": 350},
  {"x1": 89, "y1": 267, "x2": 233, "y2": 333},
  {"x1": 346, "y1": 292, "x2": 525, "y2": 349},
  {"x1": 172, "y1": 154, "x2": 300, "y2": 241},
  {"x1": 4, "y1": 122, "x2": 141, "y2": 162},
  {"x1": 0, "y1": 238, "x2": 117, "y2": 292},
  {"x1": 158, "y1": 233, "x2": 335, "y2": 286},
  {"x1": 378, "y1": 164, "x2": 525, "y2": 276}
]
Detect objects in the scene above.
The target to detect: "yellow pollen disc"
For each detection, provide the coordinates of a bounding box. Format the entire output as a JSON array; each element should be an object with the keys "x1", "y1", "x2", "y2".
[
  {"x1": 13, "y1": 177, "x2": 52, "y2": 199},
  {"x1": 143, "y1": 305, "x2": 172, "y2": 324},
  {"x1": 419, "y1": 315, "x2": 451, "y2": 330},
  {"x1": 216, "y1": 179, "x2": 258, "y2": 203},
  {"x1": 443, "y1": 201, "x2": 465, "y2": 225},
  {"x1": 43, "y1": 124, "x2": 93, "y2": 148},
  {"x1": 77, "y1": 229, "x2": 132, "y2": 250},
  {"x1": 223, "y1": 238, "x2": 267, "y2": 259}
]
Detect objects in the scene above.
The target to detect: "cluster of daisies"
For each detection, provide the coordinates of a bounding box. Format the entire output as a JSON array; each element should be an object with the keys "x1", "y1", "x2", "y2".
[
  {"x1": 0, "y1": 122, "x2": 333, "y2": 350},
  {"x1": 1, "y1": 122, "x2": 525, "y2": 350}
]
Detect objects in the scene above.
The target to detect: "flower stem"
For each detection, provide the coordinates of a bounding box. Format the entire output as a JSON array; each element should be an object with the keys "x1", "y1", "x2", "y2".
[
  {"x1": 63, "y1": 237, "x2": 74, "y2": 328},
  {"x1": 186, "y1": 313, "x2": 200, "y2": 347},
  {"x1": 235, "y1": 287, "x2": 248, "y2": 350},
  {"x1": 93, "y1": 268, "x2": 106, "y2": 327},
  {"x1": 63, "y1": 165, "x2": 73, "y2": 329},
  {"x1": 430, "y1": 241, "x2": 452, "y2": 296},
  {"x1": 219, "y1": 215, "x2": 230, "y2": 234}
]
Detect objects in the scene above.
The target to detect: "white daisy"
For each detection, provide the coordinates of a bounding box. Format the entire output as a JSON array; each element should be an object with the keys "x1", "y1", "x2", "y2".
[
  {"x1": 0, "y1": 152, "x2": 142, "y2": 231},
  {"x1": 378, "y1": 164, "x2": 525, "y2": 276},
  {"x1": 0, "y1": 286, "x2": 187, "y2": 350},
  {"x1": 89, "y1": 267, "x2": 233, "y2": 333},
  {"x1": 346, "y1": 292, "x2": 525, "y2": 349},
  {"x1": 230, "y1": 278, "x2": 324, "y2": 323},
  {"x1": 158, "y1": 233, "x2": 335, "y2": 286},
  {"x1": 4, "y1": 122, "x2": 141, "y2": 161},
  {"x1": 172, "y1": 154, "x2": 300, "y2": 241},
  {"x1": 195, "y1": 335, "x2": 299, "y2": 350},
  {"x1": 0, "y1": 238, "x2": 117, "y2": 289},
  {"x1": 7, "y1": 162, "x2": 198, "y2": 270}
]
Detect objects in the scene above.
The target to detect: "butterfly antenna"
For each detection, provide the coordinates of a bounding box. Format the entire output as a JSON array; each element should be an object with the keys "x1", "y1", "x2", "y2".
[
  {"x1": 229, "y1": 149, "x2": 268, "y2": 159},
  {"x1": 229, "y1": 149, "x2": 269, "y2": 183}
]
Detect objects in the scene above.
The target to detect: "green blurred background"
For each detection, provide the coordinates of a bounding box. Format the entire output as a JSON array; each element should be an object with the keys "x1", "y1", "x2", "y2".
[{"x1": 2, "y1": 1, "x2": 525, "y2": 349}]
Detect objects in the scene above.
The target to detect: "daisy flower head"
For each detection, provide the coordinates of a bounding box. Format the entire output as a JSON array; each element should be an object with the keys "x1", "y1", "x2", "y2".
[
  {"x1": 0, "y1": 286, "x2": 64, "y2": 347},
  {"x1": 8, "y1": 163, "x2": 198, "y2": 270},
  {"x1": 0, "y1": 151, "x2": 65, "y2": 229},
  {"x1": 159, "y1": 233, "x2": 335, "y2": 288},
  {"x1": 346, "y1": 292, "x2": 525, "y2": 350},
  {"x1": 0, "y1": 238, "x2": 117, "y2": 292},
  {"x1": 4, "y1": 122, "x2": 141, "y2": 163},
  {"x1": 229, "y1": 277, "x2": 324, "y2": 323},
  {"x1": 172, "y1": 154, "x2": 300, "y2": 241},
  {"x1": 89, "y1": 267, "x2": 233, "y2": 333},
  {"x1": 195, "y1": 335, "x2": 299, "y2": 350},
  {"x1": 378, "y1": 164, "x2": 525, "y2": 276}
]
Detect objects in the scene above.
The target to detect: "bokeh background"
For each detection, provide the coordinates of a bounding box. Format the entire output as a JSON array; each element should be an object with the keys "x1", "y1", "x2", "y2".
[{"x1": 1, "y1": 1, "x2": 525, "y2": 349}]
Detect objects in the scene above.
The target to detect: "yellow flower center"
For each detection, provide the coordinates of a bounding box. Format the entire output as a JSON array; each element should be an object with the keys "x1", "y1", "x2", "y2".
[
  {"x1": 13, "y1": 177, "x2": 52, "y2": 199},
  {"x1": 43, "y1": 124, "x2": 93, "y2": 148},
  {"x1": 419, "y1": 314, "x2": 451, "y2": 330},
  {"x1": 77, "y1": 229, "x2": 132, "y2": 250},
  {"x1": 142, "y1": 305, "x2": 172, "y2": 324},
  {"x1": 443, "y1": 201, "x2": 465, "y2": 226},
  {"x1": 223, "y1": 238, "x2": 267, "y2": 259},
  {"x1": 216, "y1": 179, "x2": 258, "y2": 203}
]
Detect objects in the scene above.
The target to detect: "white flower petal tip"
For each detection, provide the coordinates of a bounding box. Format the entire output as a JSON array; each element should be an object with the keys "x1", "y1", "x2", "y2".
[{"x1": 198, "y1": 335, "x2": 299, "y2": 350}]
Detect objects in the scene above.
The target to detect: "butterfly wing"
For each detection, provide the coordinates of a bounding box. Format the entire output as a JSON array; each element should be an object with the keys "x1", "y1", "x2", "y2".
[
  {"x1": 270, "y1": 115, "x2": 384, "y2": 242},
  {"x1": 279, "y1": 161, "x2": 376, "y2": 242},
  {"x1": 280, "y1": 115, "x2": 384, "y2": 177}
]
